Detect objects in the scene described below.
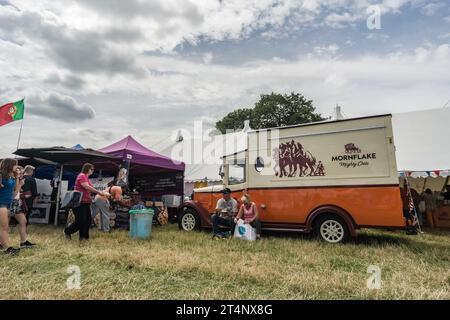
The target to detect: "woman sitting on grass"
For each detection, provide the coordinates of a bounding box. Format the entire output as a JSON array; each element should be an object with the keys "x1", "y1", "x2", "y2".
[{"x1": 234, "y1": 194, "x2": 261, "y2": 239}]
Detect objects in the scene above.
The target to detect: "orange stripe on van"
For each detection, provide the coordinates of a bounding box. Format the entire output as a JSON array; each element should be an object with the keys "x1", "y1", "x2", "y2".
[{"x1": 195, "y1": 186, "x2": 405, "y2": 228}]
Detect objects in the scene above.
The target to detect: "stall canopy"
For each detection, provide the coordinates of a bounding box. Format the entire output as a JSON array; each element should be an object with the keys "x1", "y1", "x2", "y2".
[
  {"x1": 99, "y1": 136, "x2": 185, "y2": 201},
  {"x1": 13, "y1": 146, "x2": 122, "y2": 226},
  {"x1": 99, "y1": 135, "x2": 185, "y2": 173},
  {"x1": 14, "y1": 146, "x2": 120, "y2": 166}
]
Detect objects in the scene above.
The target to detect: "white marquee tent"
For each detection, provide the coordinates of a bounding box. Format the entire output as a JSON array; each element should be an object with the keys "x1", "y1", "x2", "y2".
[{"x1": 157, "y1": 108, "x2": 450, "y2": 195}]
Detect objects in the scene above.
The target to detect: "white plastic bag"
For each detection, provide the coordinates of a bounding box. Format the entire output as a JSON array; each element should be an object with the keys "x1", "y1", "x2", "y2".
[{"x1": 233, "y1": 219, "x2": 256, "y2": 241}]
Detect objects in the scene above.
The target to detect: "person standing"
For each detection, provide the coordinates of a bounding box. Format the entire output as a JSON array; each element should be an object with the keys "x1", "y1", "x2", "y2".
[
  {"x1": 91, "y1": 180, "x2": 123, "y2": 232},
  {"x1": 63, "y1": 163, "x2": 109, "y2": 241},
  {"x1": 0, "y1": 159, "x2": 21, "y2": 255},
  {"x1": 421, "y1": 188, "x2": 437, "y2": 228},
  {"x1": 22, "y1": 165, "x2": 38, "y2": 224},
  {"x1": 9, "y1": 166, "x2": 36, "y2": 248}
]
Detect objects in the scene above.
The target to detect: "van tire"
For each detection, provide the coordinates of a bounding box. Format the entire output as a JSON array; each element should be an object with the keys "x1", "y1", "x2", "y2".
[
  {"x1": 179, "y1": 208, "x2": 200, "y2": 231},
  {"x1": 313, "y1": 214, "x2": 350, "y2": 244}
]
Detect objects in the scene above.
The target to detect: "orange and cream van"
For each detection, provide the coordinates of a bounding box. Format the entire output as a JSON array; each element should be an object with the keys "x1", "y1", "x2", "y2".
[{"x1": 178, "y1": 114, "x2": 406, "y2": 243}]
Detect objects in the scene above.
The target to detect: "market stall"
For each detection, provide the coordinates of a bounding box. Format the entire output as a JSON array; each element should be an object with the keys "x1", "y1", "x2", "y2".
[
  {"x1": 13, "y1": 147, "x2": 121, "y2": 226},
  {"x1": 399, "y1": 171, "x2": 450, "y2": 229},
  {"x1": 99, "y1": 136, "x2": 185, "y2": 224}
]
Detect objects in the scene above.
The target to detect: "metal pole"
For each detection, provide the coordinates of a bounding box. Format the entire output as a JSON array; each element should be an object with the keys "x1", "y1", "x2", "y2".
[
  {"x1": 16, "y1": 118, "x2": 24, "y2": 151},
  {"x1": 404, "y1": 175, "x2": 422, "y2": 233},
  {"x1": 54, "y1": 164, "x2": 64, "y2": 227}
]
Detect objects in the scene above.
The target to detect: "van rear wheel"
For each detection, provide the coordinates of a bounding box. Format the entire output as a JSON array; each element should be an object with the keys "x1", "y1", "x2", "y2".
[
  {"x1": 314, "y1": 214, "x2": 349, "y2": 244},
  {"x1": 179, "y1": 208, "x2": 200, "y2": 231}
]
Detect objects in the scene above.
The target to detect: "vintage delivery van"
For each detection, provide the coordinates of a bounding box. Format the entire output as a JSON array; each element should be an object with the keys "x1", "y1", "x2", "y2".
[{"x1": 178, "y1": 114, "x2": 406, "y2": 243}]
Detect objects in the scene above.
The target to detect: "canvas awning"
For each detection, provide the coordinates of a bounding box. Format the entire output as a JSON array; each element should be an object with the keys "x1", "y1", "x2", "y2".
[{"x1": 98, "y1": 135, "x2": 185, "y2": 173}]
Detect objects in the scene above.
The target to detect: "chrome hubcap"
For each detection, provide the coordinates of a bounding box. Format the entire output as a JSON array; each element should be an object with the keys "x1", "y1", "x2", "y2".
[{"x1": 320, "y1": 220, "x2": 344, "y2": 243}]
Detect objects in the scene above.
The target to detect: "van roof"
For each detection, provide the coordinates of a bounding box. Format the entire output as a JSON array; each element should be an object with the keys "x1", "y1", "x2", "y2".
[
  {"x1": 248, "y1": 113, "x2": 392, "y2": 133},
  {"x1": 221, "y1": 113, "x2": 392, "y2": 159}
]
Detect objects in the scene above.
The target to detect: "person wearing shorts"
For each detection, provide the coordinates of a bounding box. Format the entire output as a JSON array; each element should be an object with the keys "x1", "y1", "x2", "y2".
[
  {"x1": 0, "y1": 159, "x2": 21, "y2": 255},
  {"x1": 9, "y1": 166, "x2": 36, "y2": 248}
]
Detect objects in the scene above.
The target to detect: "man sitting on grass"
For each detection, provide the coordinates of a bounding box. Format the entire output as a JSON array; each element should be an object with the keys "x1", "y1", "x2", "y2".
[{"x1": 211, "y1": 188, "x2": 238, "y2": 239}]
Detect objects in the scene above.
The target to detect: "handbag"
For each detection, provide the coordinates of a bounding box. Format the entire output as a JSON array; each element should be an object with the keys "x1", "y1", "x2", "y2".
[{"x1": 61, "y1": 191, "x2": 83, "y2": 209}]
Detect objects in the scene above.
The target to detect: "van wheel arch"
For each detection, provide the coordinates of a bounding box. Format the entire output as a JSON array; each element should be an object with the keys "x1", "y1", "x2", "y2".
[{"x1": 307, "y1": 206, "x2": 357, "y2": 238}]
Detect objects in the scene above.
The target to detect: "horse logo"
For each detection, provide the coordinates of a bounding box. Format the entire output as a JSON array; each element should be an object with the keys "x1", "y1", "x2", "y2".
[{"x1": 273, "y1": 140, "x2": 325, "y2": 178}]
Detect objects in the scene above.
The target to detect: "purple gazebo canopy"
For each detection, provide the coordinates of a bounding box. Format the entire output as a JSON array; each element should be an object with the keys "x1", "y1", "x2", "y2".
[{"x1": 98, "y1": 135, "x2": 185, "y2": 172}]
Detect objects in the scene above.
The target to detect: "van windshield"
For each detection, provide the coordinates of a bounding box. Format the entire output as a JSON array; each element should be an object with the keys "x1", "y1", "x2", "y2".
[{"x1": 228, "y1": 159, "x2": 246, "y2": 185}]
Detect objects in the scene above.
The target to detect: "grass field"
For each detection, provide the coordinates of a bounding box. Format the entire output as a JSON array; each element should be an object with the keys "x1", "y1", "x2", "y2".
[{"x1": 1, "y1": 224, "x2": 449, "y2": 300}]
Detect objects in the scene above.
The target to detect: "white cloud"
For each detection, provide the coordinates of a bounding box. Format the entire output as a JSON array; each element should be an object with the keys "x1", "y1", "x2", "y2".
[
  {"x1": 203, "y1": 52, "x2": 214, "y2": 64},
  {"x1": 325, "y1": 12, "x2": 359, "y2": 28},
  {"x1": 313, "y1": 44, "x2": 340, "y2": 56},
  {"x1": 421, "y1": 2, "x2": 446, "y2": 16}
]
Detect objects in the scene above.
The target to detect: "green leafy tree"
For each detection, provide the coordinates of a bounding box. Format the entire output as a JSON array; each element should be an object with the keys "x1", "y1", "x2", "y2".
[
  {"x1": 215, "y1": 108, "x2": 253, "y2": 134},
  {"x1": 215, "y1": 92, "x2": 325, "y2": 133}
]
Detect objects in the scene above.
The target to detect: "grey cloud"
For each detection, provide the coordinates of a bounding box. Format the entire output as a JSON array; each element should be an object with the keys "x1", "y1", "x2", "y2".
[
  {"x1": 45, "y1": 73, "x2": 86, "y2": 90},
  {"x1": 28, "y1": 91, "x2": 95, "y2": 121},
  {"x1": 0, "y1": 10, "x2": 144, "y2": 76},
  {"x1": 68, "y1": 128, "x2": 115, "y2": 143},
  {"x1": 40, "y1": 25, "x2": 144, "y2": 76},
  {"x1": 77, "y1": 0, "x2": 204, "y2": 26}
]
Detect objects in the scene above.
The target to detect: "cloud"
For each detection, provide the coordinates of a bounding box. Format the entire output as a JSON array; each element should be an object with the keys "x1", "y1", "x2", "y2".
[
  {"x1": 0, "y1": 0, "x2": 449, "y2": 160},
  {"x1": 325, "y1": 12, "x2": 359, "y2": 28},
  {"x1": 203, "y1": 52, "x2": 214, "y2": 64},
  {"x1": 312, "y1": 44, "x2": 340, "y2": 56},
  {"x1": 27, "y1": 91, "x2": 95, "y2": 121},
  {"x1": 421, "y1": 2, "x2": 446, "y2": 16},
  {"x1": 45, "y1": 73, "x2": 86, "y2": 90}
]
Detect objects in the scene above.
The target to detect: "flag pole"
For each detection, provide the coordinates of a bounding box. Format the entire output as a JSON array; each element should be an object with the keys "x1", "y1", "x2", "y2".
[
  {"x1": 16, "y1": 118, "x2": 24, "y2": 151},
  {"x1": 404, "y1": 174, "x2": 422, "y2": 233},
  {"x1": 15, "y1": 98, "x2": 25, "y2": 152}
]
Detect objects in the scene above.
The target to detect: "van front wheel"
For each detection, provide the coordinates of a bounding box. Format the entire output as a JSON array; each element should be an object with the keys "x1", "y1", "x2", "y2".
[
  {"x1": 314, "y1": 214, "x2": 349, "y2": 244},
  {"x1": 179, "y1": 208, "x2": 200, "y2": 231}
]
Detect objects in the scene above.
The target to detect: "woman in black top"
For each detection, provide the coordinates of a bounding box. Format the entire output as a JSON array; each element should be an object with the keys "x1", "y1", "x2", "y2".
[{"x1": 22, "y1": 165, "x2": 38, "y2": 223}]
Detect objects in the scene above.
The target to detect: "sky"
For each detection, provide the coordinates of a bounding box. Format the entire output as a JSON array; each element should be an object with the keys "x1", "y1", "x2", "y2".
[{"x1": 0, "y1": 0, "x2": 449, "y2": 158}]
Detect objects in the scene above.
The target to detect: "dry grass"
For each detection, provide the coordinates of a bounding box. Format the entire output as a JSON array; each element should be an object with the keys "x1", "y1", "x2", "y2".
[{"x1": 1, "y1": 224, "x2": 449, "y2": 300}]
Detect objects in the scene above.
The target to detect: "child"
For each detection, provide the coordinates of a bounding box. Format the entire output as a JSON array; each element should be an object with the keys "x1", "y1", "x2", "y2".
[{"x1": 10, "y1": 166, "x2": 36, "y2": 248}]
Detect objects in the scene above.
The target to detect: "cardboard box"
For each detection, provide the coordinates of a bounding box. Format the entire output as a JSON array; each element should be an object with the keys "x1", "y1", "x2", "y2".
[
  {"x1": 154, "y1": 201, "x2": 164, "y2": 207},
  {"x1": 145, "y1": 201, "x2": 154, "y2": 207}
]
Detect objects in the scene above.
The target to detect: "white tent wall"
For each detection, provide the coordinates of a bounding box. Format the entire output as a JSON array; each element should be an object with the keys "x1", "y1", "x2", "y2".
[
  {"x1": 392, "y1": 108, "x2": 450, "y2": 172},
  {"x1": 159, "y1": 130, "x2": 247, "y2": 185},
  {"x1": 399, "y1": 176, "x2": 448, "y2": 193}
]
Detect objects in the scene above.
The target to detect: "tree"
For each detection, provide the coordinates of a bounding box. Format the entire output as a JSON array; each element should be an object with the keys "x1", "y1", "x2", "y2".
[
  {"x1": 215, "y1": 92, "x2": 325, "y2": 133},
  {"x1": 215, "y1": 108, "x2": 253, "y2": 134}
]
